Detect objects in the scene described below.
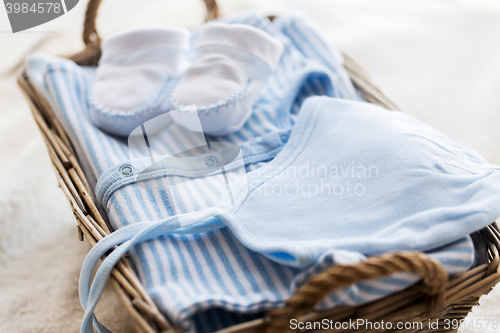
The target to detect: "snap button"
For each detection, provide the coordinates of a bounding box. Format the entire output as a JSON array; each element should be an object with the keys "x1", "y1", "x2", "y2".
[
  {"x1": 119, "y1": 165, "x2": 134, "y2": 177},
  {"x1": 204, "y1": 157, "x2": 217, "y2": 168},
  {"x1": 280, "y1": 133, "x2": 289, "y2": 142}
]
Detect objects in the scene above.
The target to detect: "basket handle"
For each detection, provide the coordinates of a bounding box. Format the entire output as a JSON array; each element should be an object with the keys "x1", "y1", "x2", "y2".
[
  {"x1": 82, "y1": 0, "x2": 220, "y2": 46},
  {"x1": 261, "y1": 251, "x2": 448, "y2": 333}
]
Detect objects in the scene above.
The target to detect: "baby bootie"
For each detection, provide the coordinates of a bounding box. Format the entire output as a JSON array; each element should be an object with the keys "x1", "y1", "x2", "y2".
[
  {"x1": 89, "y1": 27, "x2": 190, "y2": 136},
  {"x1": 171, "y1": 22, "x2": 284, "y2": 136}
]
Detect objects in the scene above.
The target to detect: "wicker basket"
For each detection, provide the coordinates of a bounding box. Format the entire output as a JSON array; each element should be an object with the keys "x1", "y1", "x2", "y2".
[{"x1": 17, "y1": 0, "x2": 500, "y2": 332}]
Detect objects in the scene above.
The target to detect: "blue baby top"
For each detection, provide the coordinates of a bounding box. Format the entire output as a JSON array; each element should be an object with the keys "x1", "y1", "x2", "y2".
[{"x1": 225, "y1": 97, "x2": 500, "y2": 264}]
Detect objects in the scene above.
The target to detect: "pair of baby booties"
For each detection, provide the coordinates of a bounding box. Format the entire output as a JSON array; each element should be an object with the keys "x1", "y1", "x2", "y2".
[{"x1": 89, "y1": 23, "x2": 284, "y2": 137}]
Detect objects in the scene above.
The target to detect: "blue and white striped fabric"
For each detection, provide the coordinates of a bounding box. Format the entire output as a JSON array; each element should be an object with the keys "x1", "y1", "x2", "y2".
[{"x1": 25, "y1": 12, "x2": 476, "y2": 333}]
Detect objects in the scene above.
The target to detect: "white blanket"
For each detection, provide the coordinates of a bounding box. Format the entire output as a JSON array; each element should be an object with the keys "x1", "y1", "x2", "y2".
[{"x1": 1, "y1": 0, "x2": 499, "y2": 331}]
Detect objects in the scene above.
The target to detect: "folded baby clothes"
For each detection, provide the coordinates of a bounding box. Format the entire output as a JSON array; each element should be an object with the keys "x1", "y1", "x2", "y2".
[
  {"x1": 24, "y1": 12, "x2": 477, "y2": 333},
  {"x1": 171, "y1": 23, "x2": 284, "y2": 136},
  {"x1": 89, "y1": 27, "x2": 190, "y2": 136},
  {"x1": 79, "y1": 96, "x2": 490, "y2": 332},
  {"x1": 88, "y1": 96, "x2": 500, "y2": 266}
]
